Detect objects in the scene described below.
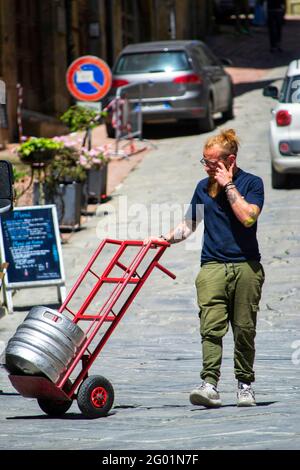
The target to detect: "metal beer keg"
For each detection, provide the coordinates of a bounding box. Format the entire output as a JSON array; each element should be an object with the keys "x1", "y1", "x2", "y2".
[{"x1": 5, "y1": 306, "x2": 85, "y2": 383}]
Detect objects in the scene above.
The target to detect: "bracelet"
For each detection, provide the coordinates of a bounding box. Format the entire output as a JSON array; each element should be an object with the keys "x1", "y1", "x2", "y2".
[{"x1": 224, "y1": 184, "x2": 236, "y2": 193}]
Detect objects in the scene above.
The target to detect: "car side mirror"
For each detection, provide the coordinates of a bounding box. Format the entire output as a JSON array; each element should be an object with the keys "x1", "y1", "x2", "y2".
[
  {"x1": 220, "y1": 57, "x2": 233, "y2": 66},
  {"x1": 263, "y1": 85, "x2": 278, "y2": 99},
  {"x1": 0, "y1": 160, "x2": 14, "y2": 214}
]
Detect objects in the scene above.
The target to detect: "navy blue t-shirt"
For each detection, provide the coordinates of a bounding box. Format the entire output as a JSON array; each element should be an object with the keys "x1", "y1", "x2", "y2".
[{"x1": 188, "y1": 169, "x2": 264, "y2": 264}]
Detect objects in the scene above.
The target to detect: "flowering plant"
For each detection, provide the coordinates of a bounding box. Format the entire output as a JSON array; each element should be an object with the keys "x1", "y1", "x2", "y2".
[
  {"x1": 53, "y1": 134, "x2": 110, "y2": 173},
  {"x1": 79, "y1": 146, "x2": 110, "y2": 170},
  {"x1": 47, "y1": 146, "x2": 86, "y2": 183},
  {"x1": 15, "y1": 134, "x2": 111, "y2": 205}
]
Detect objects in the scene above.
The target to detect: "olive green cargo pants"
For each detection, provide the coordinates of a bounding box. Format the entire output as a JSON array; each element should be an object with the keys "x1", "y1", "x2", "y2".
[{"x1": 195, "y1": 261, "x2": 265, "y2": 387}]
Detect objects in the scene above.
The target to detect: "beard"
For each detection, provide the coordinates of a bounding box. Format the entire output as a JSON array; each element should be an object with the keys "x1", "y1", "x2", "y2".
[{"x1": 207, "y1": 176, "x2": 222, "y2": 198}]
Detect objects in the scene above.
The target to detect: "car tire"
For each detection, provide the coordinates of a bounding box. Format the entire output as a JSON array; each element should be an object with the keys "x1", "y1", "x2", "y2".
[
  {"x1": 222, "y1": 91, "x2": 234, "y2": 121},
  {"x1": 106, "y1": 122, "x2": 115, "y2": 139},
  {"x1": 197, "y1": 97, "x2": 215, "y2": 133},
  {"x1": 271, "y1": 164, "x2": 287, "y2": 189}
]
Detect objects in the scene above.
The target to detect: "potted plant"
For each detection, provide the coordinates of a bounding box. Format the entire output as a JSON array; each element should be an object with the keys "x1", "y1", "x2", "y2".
[
  {"x1": 79, "y1": 146, "x2": 110, "y2": 204},
  {"x1": 60, "y1": 105, "x2": 107, "y2": 149},
  {"x1": 17, "y1": 137, "x2": 63, "y2": 166},
  {"x1": 60, "y1": 106, "x2": 111, "y2": 205},
  {"x1": 32, "y1": 136, "x2": 87, "y2": 229},
  {"x1": 60, "y1": 105, "x2": 105, "y2": 133}
]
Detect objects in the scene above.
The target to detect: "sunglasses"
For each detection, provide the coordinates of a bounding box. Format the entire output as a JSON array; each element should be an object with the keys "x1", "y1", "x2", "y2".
[
  {"x1": 200, "y1": 157, "x2": 227, "y2": 167},
  {"x1": 200, "y1": 154, "x2": 235, "y2": 167}
]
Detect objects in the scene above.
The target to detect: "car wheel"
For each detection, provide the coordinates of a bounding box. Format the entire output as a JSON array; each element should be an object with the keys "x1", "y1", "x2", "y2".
[
  {"x1": 271, "y1": 164, "x2": 287, "y2": 189},
  {"x1": 197, "y1": 97, "x2": 215, "y2": 133},
  {"x1": 222, "y1": 92, "x2": 234, "y2": 121},
  {"x1": 105, "y1": 122, "x2": 115, "y2": 139}
]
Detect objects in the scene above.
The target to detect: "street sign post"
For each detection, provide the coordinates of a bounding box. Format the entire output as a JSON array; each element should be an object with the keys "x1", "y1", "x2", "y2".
[
  {"x1": 66, "y1": 55, "x2": 112, "y2": 102},
  {"x1": 76, "y1": 101, "x2": 102, "y2": 112}
]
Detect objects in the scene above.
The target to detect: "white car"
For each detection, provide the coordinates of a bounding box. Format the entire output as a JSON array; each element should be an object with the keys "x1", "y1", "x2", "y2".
[{"x1": 263, "y1": 59, "x2": 300, "y2": 189}]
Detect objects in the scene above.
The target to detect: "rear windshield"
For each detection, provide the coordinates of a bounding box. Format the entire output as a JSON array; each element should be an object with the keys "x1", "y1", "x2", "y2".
[
  {"x1": 114, "y1": 51, "x2": 192, "y2": 74},
  {"x1": 280, "y1": 75, "x2": 300, "y2": 103}
]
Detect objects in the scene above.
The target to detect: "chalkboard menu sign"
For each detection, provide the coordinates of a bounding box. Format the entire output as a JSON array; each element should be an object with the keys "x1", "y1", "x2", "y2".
[{"x1": 0, "y1": 205, "x2": 65, "y2": 288}]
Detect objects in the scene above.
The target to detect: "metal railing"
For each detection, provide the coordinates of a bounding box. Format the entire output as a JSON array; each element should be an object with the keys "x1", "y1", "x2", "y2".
[
  {"x1": 115, "y1": 82, "x2": 143, "y2": 142},
  {"x1": 106, "y1": 82, "x2": 156, "y2": 158}
]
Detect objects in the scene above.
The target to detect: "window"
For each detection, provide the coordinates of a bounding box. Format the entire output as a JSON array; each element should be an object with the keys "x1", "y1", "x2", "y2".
[
  {"x1": 114, "y1": 51, "x2": 192, "y2": 74},
  {"x1": 280, "y1": 76, "x2": 300, "y2": 103},
  {"x1": 192, "y1": 47, "x2": 211, "y2": 67},
  {"x1": 202, "y1": 45, "x2": 220, "y2": 66}
]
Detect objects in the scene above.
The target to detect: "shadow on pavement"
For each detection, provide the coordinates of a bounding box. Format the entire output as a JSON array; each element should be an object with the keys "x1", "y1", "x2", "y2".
[
  {"x1": 6, "y1": 411, "x2": 116, "y2": 420},
  {"x1": 191, "y1": 401, "x2": 277, "y2": 411},
  {"x1": 283, "y1": 176, "x2": 300, "y2": 189},
  {"x1": 5, "y1": 402, "x2": 278, "y2": 420},
  {"x1": 234, "y1": 77, "x2": 282, "y2": 97},
  {"x1": 142, "y1": 115, "x2": 233, "y2": 140},
  {"x1": 142, "y1": 122, "x2": 200, "y2": 140},
  {"x1": 208, "y1": 18, "x2": 300, "y2": 71},
  {"x1": 13, "y1": 303, "x2": 61, "y2": 312}
]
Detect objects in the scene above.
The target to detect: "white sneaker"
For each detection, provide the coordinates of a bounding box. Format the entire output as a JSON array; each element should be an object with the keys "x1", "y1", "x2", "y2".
[
  {"x1": 237, "y1": 383, "x2": 256, "y2": 407},
  {"x1": 189, "y1": 381, "x2": 222, "y2": 408}
]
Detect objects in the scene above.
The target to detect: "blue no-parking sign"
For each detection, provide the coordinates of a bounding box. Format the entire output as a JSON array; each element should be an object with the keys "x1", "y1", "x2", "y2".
[{"x1": 66, "y1": 55, "x2": 112, "y2": 102}]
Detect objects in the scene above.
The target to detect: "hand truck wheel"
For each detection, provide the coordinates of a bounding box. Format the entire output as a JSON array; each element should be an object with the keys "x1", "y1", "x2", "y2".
[
  {"x1": 77, "y1": 375, "x2": 114, "y2": 419},
  {"x1": 37, "y1": 379, "x2": 73, "y2": 417}
]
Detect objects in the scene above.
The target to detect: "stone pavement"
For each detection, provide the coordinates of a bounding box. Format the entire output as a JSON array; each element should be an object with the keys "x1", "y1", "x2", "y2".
[{"x1": 0, "y1": 17, "x2": 300, "y2": 450}]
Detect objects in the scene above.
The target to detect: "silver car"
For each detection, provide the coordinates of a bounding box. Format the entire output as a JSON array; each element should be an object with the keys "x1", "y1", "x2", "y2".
[{"x1": 104, "y1": 40, "x2": 234, "y2": 136}]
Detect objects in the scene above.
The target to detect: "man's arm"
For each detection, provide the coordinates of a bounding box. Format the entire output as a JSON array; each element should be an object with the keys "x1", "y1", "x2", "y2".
[
  {"x1": 163, "y1": 218, "x2": 198, "y2": 244},
  {"x1": 215, "y1": 161, "x2": 263, "y2": 228},
  {"x1": 143, "y1": 218, "x2": 198, "y2": 245},
  {"x1": 225, "y1": 186, "x2": 261, "y2": 227}
]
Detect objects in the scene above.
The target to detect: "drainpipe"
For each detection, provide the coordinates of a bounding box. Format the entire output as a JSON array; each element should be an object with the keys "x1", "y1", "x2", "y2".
[
  {"x1": 167, "y1": 0, "x2": 176, "y2": 39},
  {"x1": 105, "y1": 0, "x2": 114, "y2": 67},
  {"x1": 65, "y1": 0, "x2": 75, "y2": 66}
]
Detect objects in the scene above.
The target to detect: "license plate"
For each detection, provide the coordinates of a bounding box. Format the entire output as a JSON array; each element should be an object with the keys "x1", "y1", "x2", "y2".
[{"x1": 135, "y1": 102, "x2": 171, "y2": 112}]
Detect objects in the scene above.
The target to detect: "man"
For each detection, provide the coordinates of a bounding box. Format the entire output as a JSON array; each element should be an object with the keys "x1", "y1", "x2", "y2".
[
  {"x1": 263, "y1": 0, "x2": 286, "y2": 52},
  {"x1": 145, "y1": 128, "x2": 265, "y2": 407}
]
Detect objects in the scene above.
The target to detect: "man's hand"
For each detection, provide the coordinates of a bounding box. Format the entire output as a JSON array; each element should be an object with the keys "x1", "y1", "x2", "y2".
[
  {"x1": 143, "y1": 236, "x2": 167, "y2": 246},
  {"x1": 214, "y1": 161, "x2": 235, "y2": 187}
]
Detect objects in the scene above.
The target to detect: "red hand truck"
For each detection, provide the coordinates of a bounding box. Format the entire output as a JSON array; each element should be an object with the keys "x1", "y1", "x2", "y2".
[{"x1": 8, "y1": 239, "x2": 176, "y2": 418}]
